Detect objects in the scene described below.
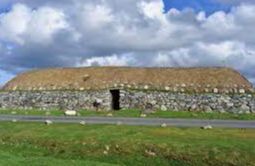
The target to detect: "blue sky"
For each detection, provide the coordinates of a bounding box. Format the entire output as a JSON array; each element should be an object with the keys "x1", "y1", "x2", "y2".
[
  {"x1": 0, "y1": 68, "x2": 14, "y2": 86},
  {"x1": 0, "y1": 0, "x2": 255, "y2": 86},
  {"x1": 163, "y1": 0, "x2": 232, "y2": 14},
  {"x1": 0, "y1": 1, "x2": 12, "y2": 13}
]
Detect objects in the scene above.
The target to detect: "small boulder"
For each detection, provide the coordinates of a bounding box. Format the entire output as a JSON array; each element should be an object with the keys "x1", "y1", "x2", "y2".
[
  {"x1": 107, "y1": 113, "x2": 113, "y2": 117},
  {"x1": 161, "y1": 105, "x2": 167, "y2": 111},
  {"x1": 240, "y1": 104, "x2": 250, "y2": 113},
  {"x1": 181, "y1": 83, "x2": 186, "y2": 87},
  {"x1": 226, "y1": 102, "x2": 234, "y2": 108},
  {"x1": 245, "y1": 111, "x2": 251, "y2": 114},
  {"x1": 219, "y1": 109, "x2": 226, "y2": 114},
  {"x1": 250, "y1": 106, "x2": 255, "y2": 113},
  {"x1": 217, "y1": 107, "x2": 226, "y2": 113},
  {"x1": 223, "y1": 89, "x2": 229, "y2": 94},
  {"x1": 204, "y1": 106, "x2": 213, "y2": 113},
  {"x1": 190, "y1": 104, "x2": 197, "y2": 111},
  {"x1": 239, "y1": 89, "x2": 245, "y2": 94},
  {"x1": 64, "y1": 110, "x2": 77, "y2": 116},
  {"x1": 140, "y1": 114, "x2": 147, "y2": 118},
  {"x1": 145, "y1": 150, "x2": 156, "y2": 157},
  {"x1": 213, "y1": 88, "x2": 219, "y2": 93},
  {"x1": 96, "y1": 99, "x2": 103, "y2": 103},
  {"x1": 150, "y1": 100, "x2": 157, "y2": 105},
  {"x1": 105, "y1": 145, "x2": 110, "y2": 151}
]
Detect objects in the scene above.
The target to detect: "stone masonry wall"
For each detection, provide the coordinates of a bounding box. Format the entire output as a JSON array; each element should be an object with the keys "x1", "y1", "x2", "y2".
[
  {"x1": 0, "y1": 91, "x2": 111, "y2": 110},
  {"x1": 120, "y1": 90, "x2": 255, "y2": 114},
  {"x1": 0, "y1": 90, "x2": 255, "y2": 114}
]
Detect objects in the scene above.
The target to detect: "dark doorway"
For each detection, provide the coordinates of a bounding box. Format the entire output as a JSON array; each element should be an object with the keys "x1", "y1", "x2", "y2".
[{"x1": 110, "y1": 90, "x2": 120, "y2": 110}]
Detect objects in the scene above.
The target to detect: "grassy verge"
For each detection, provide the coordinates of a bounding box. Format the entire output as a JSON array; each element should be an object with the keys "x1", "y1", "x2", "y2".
[
  {"x1": 0, "y1": 122, "x2": 254, "y2": 165},
  {"x1": 0, "y1": 109, "x2": 255, "y2": 120}
]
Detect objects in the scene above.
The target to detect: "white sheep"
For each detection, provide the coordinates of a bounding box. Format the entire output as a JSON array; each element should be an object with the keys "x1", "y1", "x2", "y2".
[
  {"x1": 161, "y1": 123, "x2": 167, "y2": 128},
  {"x1": 45, "y1": 120, "x2": 53, "y2": 125},
  {"x1": 201, "y1": 125, "x2": 213, "y2": 130},
  {"x1": 80, "y1": 121, "x2": 86, "y2": 125}
]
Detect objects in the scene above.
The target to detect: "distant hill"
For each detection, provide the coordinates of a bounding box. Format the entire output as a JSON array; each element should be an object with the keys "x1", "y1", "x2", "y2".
[{"x1": 2, "y1": 67, "x2": 253, "y2": 91}]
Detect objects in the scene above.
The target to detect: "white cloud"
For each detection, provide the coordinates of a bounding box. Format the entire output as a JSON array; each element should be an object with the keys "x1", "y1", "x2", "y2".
[
  {"x1": 77, "y1": 54, "x2": 135, "y2": 67},
  {"x1": 26, "y1": 7, "x2": 69, "y2": 44},
  {"x1": 81, "y1": 4, "x2": 114, "y2": 30},
  {"x1": 0, "y1": 1, "x2": 255, "y2": 84},
  {"x1": 202, "y1": 11, "x2": 236, "y2": 35},
  {"x1": 0, "y1": 4, "x2": 30, "y2": 44},
  {"x1": 234, "y1": 4, "x2": 255, "y2": 24},
  {"x1": 151, "y1": 41, "x2": 254, "y2": 72},
  {"x1": 153, "y1": 49, "x2": 199, "y2": 67},
  {"x1": 196, "y1": 41, "x2": 245, "y2": 60},
  {"x1": 138, "y1": 1, "x2": 164, "y2": 20},
  {"x1": 0, "y1": 3, "x2": 68, "y2": 44}
]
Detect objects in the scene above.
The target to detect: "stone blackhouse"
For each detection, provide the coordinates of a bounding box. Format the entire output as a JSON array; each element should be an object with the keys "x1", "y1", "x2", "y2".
[{"x1": 0, "y1": 67, "x2": 254, "y2": 114}]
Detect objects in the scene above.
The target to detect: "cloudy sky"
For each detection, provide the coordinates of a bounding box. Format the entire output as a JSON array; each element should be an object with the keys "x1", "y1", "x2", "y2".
[{"x1": 0, "y1": 0, "x2": 255, "y2": 85}]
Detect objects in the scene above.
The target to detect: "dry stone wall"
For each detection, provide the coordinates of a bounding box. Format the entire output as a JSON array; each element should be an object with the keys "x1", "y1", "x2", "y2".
[
  {"x1": 120, "y1": 90, "x2": 255, "y2": 114},
  {"x1": 0, "y1": 90, "x2": 255, "y2": 114},
  {"x1": 0, "y1": 91, "x2": 111, "y2": 111}
]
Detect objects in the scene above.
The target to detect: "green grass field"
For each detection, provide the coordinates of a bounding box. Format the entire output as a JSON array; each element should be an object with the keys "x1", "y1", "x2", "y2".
[
  {"x1": 0, "y1": 122, "x2": 254, "y2": 166},
  {"x1": 1, "y1": 109, "x2": 255, "y2": 120}
]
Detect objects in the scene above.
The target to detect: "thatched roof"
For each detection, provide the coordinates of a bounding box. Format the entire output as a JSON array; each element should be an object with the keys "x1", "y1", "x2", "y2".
[{"x1": 2, "y1": 67, "x2": 252, "y2": 92}]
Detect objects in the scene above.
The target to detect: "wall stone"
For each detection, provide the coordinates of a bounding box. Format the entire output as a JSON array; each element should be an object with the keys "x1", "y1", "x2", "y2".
[
  {"x1": 0, "y1": 91, "x2": 111, "y2": 111},
  {"x1": 0, "y1": 90, "x2": 254, "y2": 114},
  {"x1": 119, "y1": 90, "x2": 255, "y2": 114}
]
